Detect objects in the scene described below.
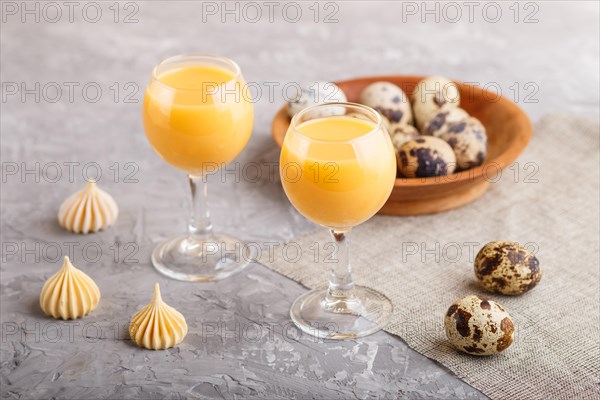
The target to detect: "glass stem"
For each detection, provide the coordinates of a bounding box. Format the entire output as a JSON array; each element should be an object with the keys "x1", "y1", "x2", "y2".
[
  {"x1": 326, "y1": 228, "x2": 356, "y2": 302},
  {"x1": 187, "y1": 175, "x2": 213, "y2": 239}
]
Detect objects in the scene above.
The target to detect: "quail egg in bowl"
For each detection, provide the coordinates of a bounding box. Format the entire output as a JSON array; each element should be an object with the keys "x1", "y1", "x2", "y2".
[
  {"x1": 397, "y1": 136, "x2": 456, "y2": 178},
  {"x1": 287, "y1": 81, "x2": 347, "y2": 118}
]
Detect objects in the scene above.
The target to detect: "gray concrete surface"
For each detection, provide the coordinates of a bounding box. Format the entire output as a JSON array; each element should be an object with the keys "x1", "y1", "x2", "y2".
[{"x1": 1, "y1": 1, "x2": 598, "y2": 399}]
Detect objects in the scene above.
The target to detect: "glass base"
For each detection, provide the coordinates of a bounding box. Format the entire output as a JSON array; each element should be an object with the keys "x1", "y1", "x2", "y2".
[
  {"x1": 151, "y1": 233, "x2": 254, "y2": 282},
  {"x1": 290, "y1": 286, "x2": 393, "y2": 339}
]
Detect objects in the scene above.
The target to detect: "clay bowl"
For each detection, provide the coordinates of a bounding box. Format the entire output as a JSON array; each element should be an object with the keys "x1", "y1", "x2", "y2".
[{"x1": 271, "y1": 75, "x2": 532, "y2": 215}]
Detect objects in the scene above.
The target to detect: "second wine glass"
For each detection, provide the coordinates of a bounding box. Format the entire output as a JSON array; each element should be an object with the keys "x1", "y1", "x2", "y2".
[
  {"x1": 280, "y1": 102, "x2": 396, "y2": 339},
  {"x1": 142, "y1": 54, "x2": 254, "y2": 282}
]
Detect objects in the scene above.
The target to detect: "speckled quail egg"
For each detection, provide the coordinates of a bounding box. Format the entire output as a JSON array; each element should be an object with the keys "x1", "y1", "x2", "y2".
[
  {"x1": 345, "y1": 111, "x2": 389, "y2": 131},
  {"x1": 359, "y1": 81, "x2": 413, "y2": 126},
  {"x1": 412, "y1": 76, "x2": 460, "y2": 132},
  {"x1": 397, "y1": 136, "x2": 456, "y2": 178},
  {"x1": 475, "y1": 241, "x2": 542, "y2": 295},
  {"x1": 287, "y1": 81, "x2": 347, "y2": 118},
  {"x1": 423, "y1": 107, "x2": 469, "y2": 136},
  {"x1": 389, "y1": 123, "x2": 420, "y2": 150},
  {"x1": 444, "y1": 295, "x2": 514, "y2": 356},
  {"x1": 434, "y1": 117, "x2": 487, "y2": 170},
  {"x1": 379, "y1": 115, "x2": 392, "y2": 132}
]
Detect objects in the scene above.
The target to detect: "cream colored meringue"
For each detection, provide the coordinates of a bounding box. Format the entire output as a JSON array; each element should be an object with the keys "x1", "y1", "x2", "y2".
[
  {"x1": 58, "y1": 180, "x2": 118, "y2": 234},
  {"x1": 40, "y1": 256, "x2": 101, "y2": 320},
  {"x1": 129, "y1": 283, "x2": 188, "y2": 350}
]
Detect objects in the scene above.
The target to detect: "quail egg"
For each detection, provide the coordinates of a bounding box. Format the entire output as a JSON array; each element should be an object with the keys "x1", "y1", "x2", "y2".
[
  {"x1": 434, "y1": 117, "x2": 487, "y2": 170},
  {"x1": 359, "y1": 81, "x2": 413, "y2": 126},
  {"x1": 389, "y1": 123, "x2": 420, "y2": 150},
  {"x1": 423, "y1": 107, "x2": 470, "y2": 136},
  {"x1": 287, "y1": 81, "x2": 347, "y2": 118},
  {"x1": 397, "y1": 136, "x2": 456, "y2": 178},
  {"x1": 475, "y1": 241, "x2": 542, "y2": 295},
  {"x1": 379, "y1": 115, "x2": 392, "y2": 132},
  {"x1": 412, "y1": 76, "x2": 460, "y2": 132},
  {"x1": 345, "y1": 112, "x2": 388, "y2": 131},
  {"x1": 444, "y1": 295, "x2": 515, "y2": 356}
]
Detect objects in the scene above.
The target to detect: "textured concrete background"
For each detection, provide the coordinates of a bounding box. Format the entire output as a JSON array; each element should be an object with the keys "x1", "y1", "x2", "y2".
[{"x1": 1, "y1": 1, "x2": 598, "y2": 399}]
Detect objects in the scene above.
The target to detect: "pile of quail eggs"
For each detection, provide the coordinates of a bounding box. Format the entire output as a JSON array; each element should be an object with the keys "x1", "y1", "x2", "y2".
[{"x1": 286, "y1": 77, "x2": 488, "y2": 178}]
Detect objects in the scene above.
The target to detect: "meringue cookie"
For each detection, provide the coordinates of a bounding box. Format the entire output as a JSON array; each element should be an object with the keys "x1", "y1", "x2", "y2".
[
  {"x1": 129, "y1": 283, "x2": 188, "y2": 350},
  {"x1": 40, "y1": 256, "x2": 101, "y2": 320},
  {"x1": 58, "y1": 180, "x2": 118, "y2": 234}
]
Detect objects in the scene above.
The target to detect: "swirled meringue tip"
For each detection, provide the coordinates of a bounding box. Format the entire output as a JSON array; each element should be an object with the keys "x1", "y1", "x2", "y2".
[
  {"x1": 151, "y1": 283, "x2": 162, "y2": 305},
  {"x1": 129, "y1": 283, "x2": 188, "y2": 350},
  {"x1": 39, "y1": 256, "x2": 101, "y2": 320},
  {"x1": 58, "y1": 179, "x2": 118, "y2": 234}
]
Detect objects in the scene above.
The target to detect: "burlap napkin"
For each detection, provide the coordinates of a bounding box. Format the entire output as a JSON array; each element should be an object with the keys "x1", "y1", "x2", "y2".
[{"x1": 260, "y1": 113, "x2": 600, "y2": 400}]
